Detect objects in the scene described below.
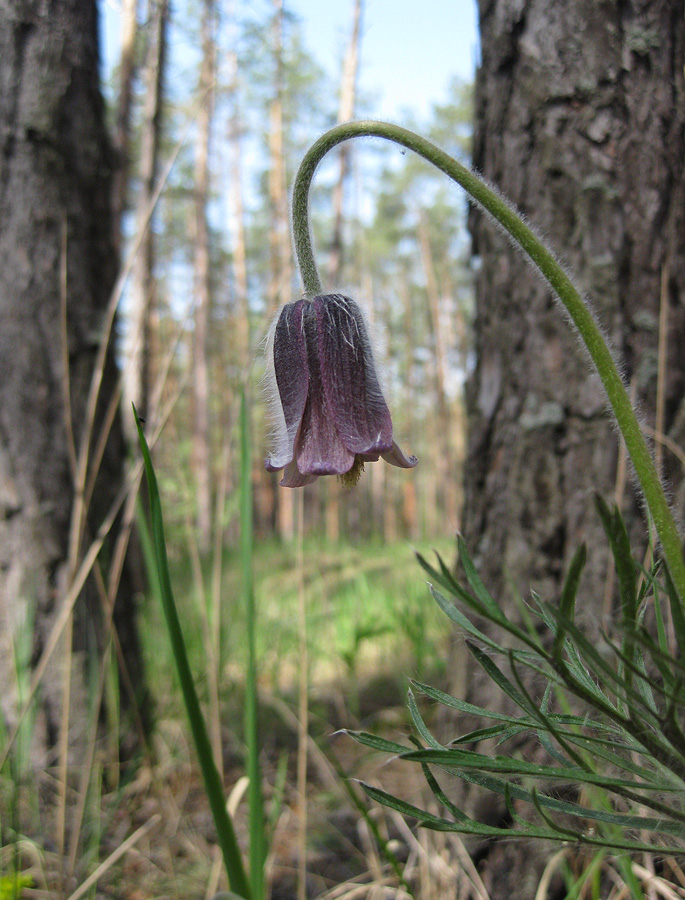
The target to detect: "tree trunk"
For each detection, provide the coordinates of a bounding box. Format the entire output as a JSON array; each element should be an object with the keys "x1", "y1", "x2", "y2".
[
  {"x1": 417, "y1": 211, "x2": 456, "y2": 526},
  {"x1": 460, "y1": 2, "x2": 685, "y2": 895},
  {"x1": 226, "y1": 22, "x2": 250, "y2": 375},
  {"x1": 111, "y1": 0, "x2": 138, "y2": 258},
  {"x1": 268, "y1": 0, "x2": 295, "y2": 542},
  {"x1": 124, "y1": 0, "x2": 168, "y2": 429},
  {"x1": 328, "y1": 0, "x2": 363, "y2": 286},
  {"x1": 400, "y1": 277, "x2": 420, "y2": 539},
  {"x1": 192, "y1": 0, "x2": 216, "y2": 554},
  {"x1": 322, "y1": 0, "x2": 364, "y2": 543},
  {"x1": 0, "y1": 0, "x2": 146, "y2": 768}
]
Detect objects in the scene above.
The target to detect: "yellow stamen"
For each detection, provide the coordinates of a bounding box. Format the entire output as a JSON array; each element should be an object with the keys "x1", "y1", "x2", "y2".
[{"x1": 338, "y1": 455, "x2": 365, "y2": 488}]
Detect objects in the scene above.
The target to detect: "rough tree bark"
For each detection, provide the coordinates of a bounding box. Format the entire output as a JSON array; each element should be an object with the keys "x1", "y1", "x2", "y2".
[
  {"x1": 111, "y1": 0, "x2": 138, "y2": 258},
  {"x1": 0, "y1": 0, "x2": 146, "y2": 765},
  {"x1": 459, "y1": 2, "x2": 685, "y2": 895}
]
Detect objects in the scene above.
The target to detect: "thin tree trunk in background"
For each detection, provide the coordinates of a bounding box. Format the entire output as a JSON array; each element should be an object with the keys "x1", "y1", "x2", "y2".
[
  {"x1": 400, "y1": 279, "x2": 419, "y2": 538},
  {"x1": 269, "y1": 0, "x2": 294, "y2": 542},
  {"x1": 324, "y1": 481, "x2": 340, "y2": 542},
  {"x1": 459, "y1": 3, "x2": 685, "y2": 896},
  {"x1": 124, "y1": 0, "x2": 168, "y2": 429},
  {"x1": 229, "y1": 122, "x2": 249, "y2": 374},
  {"x1": 329, "y1": 0, "x2": 363, "y2": 286},
  {"x1": 382, "y1": 465, "x2": 398, "y2": 542},
  {"x1": 112, "y1": 0, "x2": 138, "y2": 257},
  {"x1": 417, "y1": 211, "x2": 455, "y2": 526},
  {"x1": 321, "y1": 0, "x2": 364, "y2": 543},
  {"x1": 192, "y1": 0, "x2": 217, "y2": 554},
  {"x1": 440, "y1": 266, "x2": 466, "y2": 528},
  {"x1": 227, "y1": 1, "x2": 249, "y2": 373},
  {"x1": 0, "y1": 0, "x2": 146, "y2": 764},
  {"x1": 224, "y1": 9, "x2": 251, "y2": 543},
  {"x1": 267, "y1": 0, "x2": 291, "y2": 313},
  {"x1": 368, "y1": 448, "x2": 383, "y2": 537}
]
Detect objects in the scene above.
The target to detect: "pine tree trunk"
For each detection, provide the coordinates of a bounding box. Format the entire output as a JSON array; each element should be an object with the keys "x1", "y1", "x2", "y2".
[
  {"x1": 417, "y1": 212, "x2": 456, "y2": 526},
  {"x1": 328, "y1": 0, "x2": 363, "y2": 286},
  {"x1": 459, "y1": 2, "x2": 685, "y2": 895},
  {"x1": 269, "y1": 0, "x2": 295, "y2": 542},
  {"x1": 320, "y1": 0, "x2": 364, "y2": 543},
  {"x1": 111, "y1": 0, "x2": 138, "y2": 257},
  {"x1": 400, "y1": 278, "x2": 420, "y2": 539},
  {"x1": 227, "y1": 33, "x2": 250, "y2": 374},
  {"x1": 124, "y1": 0, "x2": 168, "y2": 428},
  {"x1": 192, "y1": 0, "x2": 216, "y2": 554},
  {"x1": 0, "y1": 0, "x2": 146, "y2": 767}
]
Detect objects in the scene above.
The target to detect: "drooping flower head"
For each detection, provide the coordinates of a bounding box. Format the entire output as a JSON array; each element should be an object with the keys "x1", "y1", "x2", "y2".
[{"x1": 264, "y1": 293, "x2": 417, "y2": 487}]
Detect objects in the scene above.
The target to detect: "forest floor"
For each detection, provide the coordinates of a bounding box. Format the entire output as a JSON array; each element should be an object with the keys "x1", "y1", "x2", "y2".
[
  {"x1": 6, "y1": 537, "x2": 685, "y2": 899},
  {"x1": 3, "y1": 538, "x2": 466, "y2": 899}
]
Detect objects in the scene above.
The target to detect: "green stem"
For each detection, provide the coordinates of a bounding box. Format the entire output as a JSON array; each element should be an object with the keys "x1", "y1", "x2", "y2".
[{"x1": 291, "y1": 120, "x2": 685, "y2": 602}]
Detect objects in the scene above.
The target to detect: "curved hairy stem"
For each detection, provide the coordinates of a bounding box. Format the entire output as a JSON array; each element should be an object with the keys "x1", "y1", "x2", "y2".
[{"x1": 291, "y1": 119, "x2": 685, "y2": 600}]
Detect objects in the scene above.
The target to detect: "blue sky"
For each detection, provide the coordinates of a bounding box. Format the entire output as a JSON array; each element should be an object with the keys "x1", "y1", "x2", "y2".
[
  {"x1": 101, "y1": 0, "x2": 479, "y2": 121},
  {"x1": 287, "y1": 0, "x2": 479, "y2": 119}
]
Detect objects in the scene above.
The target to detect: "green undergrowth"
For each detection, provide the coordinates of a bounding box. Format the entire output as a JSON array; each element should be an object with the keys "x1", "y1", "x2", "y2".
[{"x1": 139, "y1": 536, "x2": 455, "y2": 721}]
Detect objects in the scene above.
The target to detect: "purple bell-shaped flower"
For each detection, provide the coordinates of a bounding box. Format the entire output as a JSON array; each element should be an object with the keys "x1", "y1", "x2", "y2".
[{"x1": 265, "y1": 293, "x2": 417, "y2": 487}]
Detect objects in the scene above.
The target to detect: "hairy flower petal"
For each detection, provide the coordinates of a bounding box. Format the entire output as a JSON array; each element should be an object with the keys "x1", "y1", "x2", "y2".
[
  {"x1": 264, "y1": 293, "x2": 417, "y2": 487},
  {"x1": 295, "y1": 302, "x2": 356, "y2": 476},
  {"x1": 265, "y1": 300, "x2": 309, "y2": 471},
  {"x1": 316, "y1": 295, "x2": 393, "y2": 455}
]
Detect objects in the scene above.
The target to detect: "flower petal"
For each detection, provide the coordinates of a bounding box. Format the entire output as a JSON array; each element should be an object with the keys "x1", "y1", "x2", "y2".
[
  {"x1": 296, "y1": 304, "x2": 356, "y2": 475},
  {"x1": 296, "y1": 395, "x2": 355, "y2": 475},
  {"x1": 315, "y1": 295, "x2": 393, "y2": 455},
  {"x1": 381, "y1": 441, "x2": 418, "y2": 469},
  {"x1": 280, "y1": 459, "x2": 318, "y2": 487},
  {"x1": 264, "y1": 300, "x2": 309, "y2": 471}
]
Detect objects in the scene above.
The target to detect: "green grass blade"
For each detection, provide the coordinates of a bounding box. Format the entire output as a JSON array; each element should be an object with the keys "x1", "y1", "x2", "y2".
[
  {"x1": 134, "y1": 408, "x2": 252, "y2": 900},
  {"x1": 613, "y1": 853, "x2": 646, "y2": 900},
  {"x1": 135, "y1": 501, "x2": 163, "y2": 609}
]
